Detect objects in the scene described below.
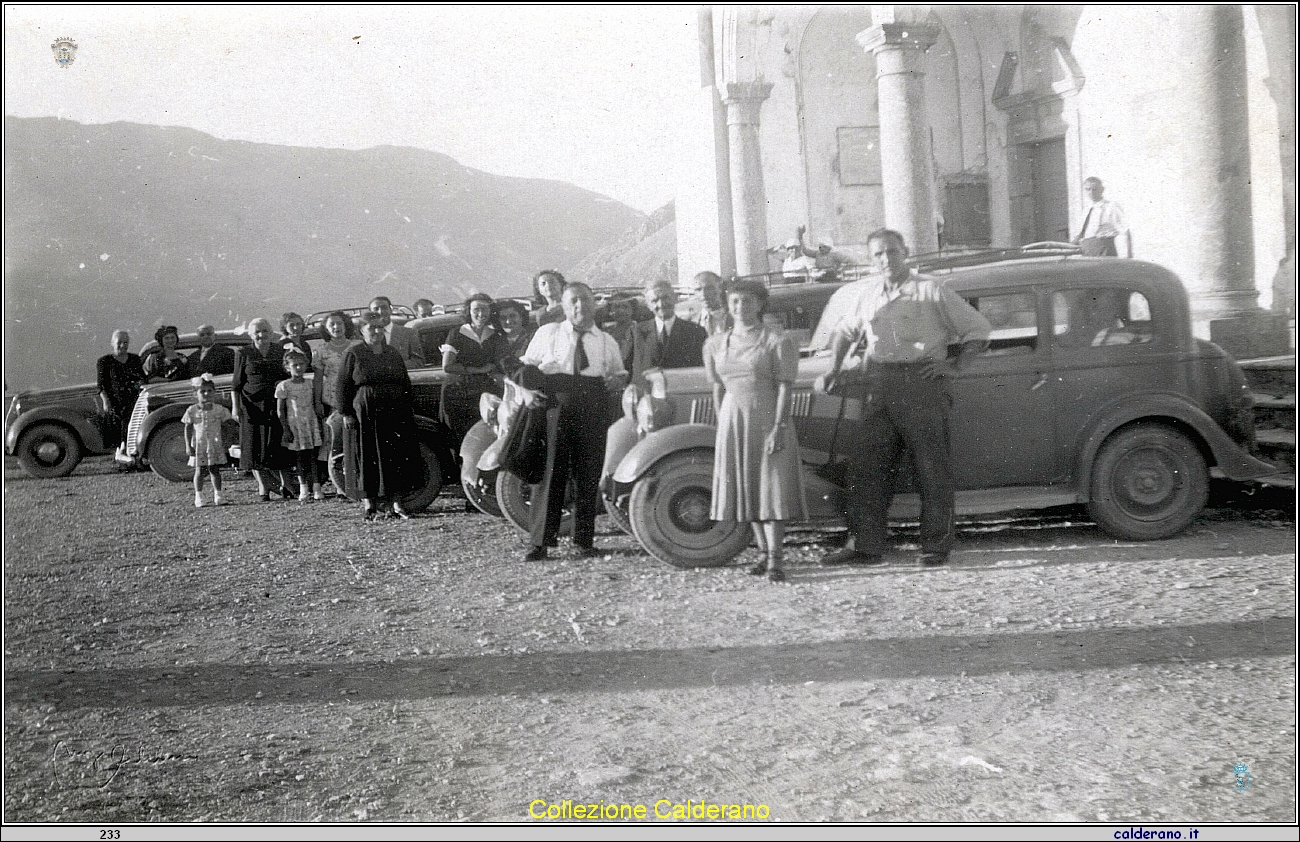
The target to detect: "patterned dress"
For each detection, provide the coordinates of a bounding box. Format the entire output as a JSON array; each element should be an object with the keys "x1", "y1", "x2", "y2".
[
  {"x1": 183, "y1": 402, "x2": 232, "y2": 467},
  {"x1": 703, "y1": 324, "x2": 808, "y2": 523},
  {"x1": 274, "y1": 378, "x2": 322, "y2": 451}
]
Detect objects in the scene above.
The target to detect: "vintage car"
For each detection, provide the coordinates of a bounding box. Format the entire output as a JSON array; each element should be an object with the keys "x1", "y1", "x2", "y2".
[
  {"x1": 124, "y1": 314, "x2": 469, "y2": 511},
  {"x1": 602, "y1": 256, "x2": 1275, "y2": 567},
  {"x1": 3, "y1": 329, "x2": 252, "y2": 479}
]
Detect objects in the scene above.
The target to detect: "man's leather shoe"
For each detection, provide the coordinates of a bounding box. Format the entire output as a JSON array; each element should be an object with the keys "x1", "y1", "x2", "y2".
[
  {"x1": 574, "y1": 545, "x2": 600, "y2": 559},
  {"x1": 523, "y1": 546, "x2": 548, "y2": 562},
  {"x1": 822, "y1": 548, "x2": 883, "y2": 566},
  {"x1": 919, "y1": 552, "x2": 949, "y2": 567}
]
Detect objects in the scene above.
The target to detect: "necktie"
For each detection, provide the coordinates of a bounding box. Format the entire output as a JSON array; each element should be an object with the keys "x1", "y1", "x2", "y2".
[
  {"x1": 572, "y1": 330, "x2": 588, "y2": 375},
  {"x1": 659, "y1": 324, "x2": 668, "y2": 347},
  {"x1": 1077, "y1": 206, "x2": 1094, "y2": 241}
]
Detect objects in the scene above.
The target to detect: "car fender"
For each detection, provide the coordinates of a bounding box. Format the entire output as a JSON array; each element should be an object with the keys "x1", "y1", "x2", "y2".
[
  {"x1": 1074, "y1": 392, "x2": 1278, "y2": 488},
  {"x1": 613, "y1": 423, "x2": 716, "y2": 485},
  {"x1": 458, "y1": 421, "x2": 497, "y2": 485},
  {"x1": 6, "y1": 406, "x2": 105, "y2": 455},
  {"x1": 138, "y1": 402, "x2": 190, "y2": 455}
]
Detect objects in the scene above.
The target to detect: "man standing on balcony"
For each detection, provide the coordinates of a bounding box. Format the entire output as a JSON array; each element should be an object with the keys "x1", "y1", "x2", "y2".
[{"x1": 814, "y1": 228, "x2": 991, "y2": 567}]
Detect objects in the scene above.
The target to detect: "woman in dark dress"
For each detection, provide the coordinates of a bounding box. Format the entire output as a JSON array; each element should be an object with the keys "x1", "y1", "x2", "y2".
[
  {"x1": 232, "y1": 317, "x2": 292, "y2": 500},
  {"x1": 337, "y1": 311, "x2": 426, "y2": 520},
  {"x1": 440, "y1": 293, "x2": 507, "y2": 452},
  {"x1": 96, "y1": 329, "x2": 146, "y2": 457},
  {"x1": 142, "y1": 325, "x2": 191, "y2": 382}
]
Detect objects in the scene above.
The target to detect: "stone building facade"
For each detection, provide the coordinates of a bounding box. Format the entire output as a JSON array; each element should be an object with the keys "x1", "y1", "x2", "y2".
[{"x1": 675, "y1": 5, "x2": 1295, "y2": 355}]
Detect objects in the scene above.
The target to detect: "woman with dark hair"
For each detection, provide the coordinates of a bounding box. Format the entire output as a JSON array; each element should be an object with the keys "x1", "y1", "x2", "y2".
[
  {"x1": 336, "y1": 311, "x2": 426, "y2": 520},
  {"x1": 232, "y1": 317, "x2": 292, "y2": 501},
  {"x1": 492, "y1": 298, "x2": 533, "y2": 377},
  {"x1": 97, "y1": 329, "x2": 146, "y2": 458},
  {"x1": 530, "y1": 269, "x2": 567, "y2": 329},
  {"x1": 440, "y1": 293, "x2": 507, "y2": 452},
  {"x1": 279, "y1": 312, "x2": 313, "y2": 369},
  {"x1": 142, "y1": 325, "x2": 191, "y2": 382},
  {"x1": 704, "y1": 278, "x2": 807, "y2": 582}
]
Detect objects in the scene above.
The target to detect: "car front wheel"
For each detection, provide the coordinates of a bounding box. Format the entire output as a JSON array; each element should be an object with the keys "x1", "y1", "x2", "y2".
[
  {"x1": 399, "y1": 439, "x2": 444, "y2": 513},
  {"x1": 146, "y1": 421, "x2": 194, "y2": 482},
  {"x1": 496, "y1": 469, "x2": 572, "y2": 537},
  {"x1": 16, "y1": 423, "x2": 83, "y2": 479},
  {"x1": 463, "y1": 468, "x2": 502, "y2": 517},
  {"x1": 1086, "y1": 423, "x2": 1209, "y2": 540},
  {"x1": 627, "y1": 449, "x2": 748, "y2": 568}
]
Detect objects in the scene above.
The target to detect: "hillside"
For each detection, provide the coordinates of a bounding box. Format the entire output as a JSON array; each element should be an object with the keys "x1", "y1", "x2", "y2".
[{"x1": 3, "y1": 117, "x2": 644, "y2": 388}]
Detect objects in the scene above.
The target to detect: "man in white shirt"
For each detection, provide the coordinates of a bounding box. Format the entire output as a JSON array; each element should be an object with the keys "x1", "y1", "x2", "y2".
[
  {"x1": 369, "y1": 296, "x2": 425, "y2": 368},
  {"x1": 1072, "y1": 177, "x2": 1131, "y2": 257},
  {"x1": 519, "y1": 282, "x2": 627, "y2": 560}
]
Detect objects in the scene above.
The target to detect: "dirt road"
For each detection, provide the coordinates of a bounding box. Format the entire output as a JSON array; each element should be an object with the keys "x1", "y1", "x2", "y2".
[{"x1": 4, "y1": 458, "x2": 1295, "y2": 823}]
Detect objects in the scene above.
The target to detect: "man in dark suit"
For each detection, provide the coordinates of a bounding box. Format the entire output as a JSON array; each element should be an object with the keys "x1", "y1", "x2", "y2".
[
  {"x1": 629, "y1": 281, "x2": 708, "y2": 386},
  {"x1": 369, "y1": 296, "x2": 425, "y2": 369},
  {"x1": 188, "y1": 324, "x2": 236, "y2": 376}
]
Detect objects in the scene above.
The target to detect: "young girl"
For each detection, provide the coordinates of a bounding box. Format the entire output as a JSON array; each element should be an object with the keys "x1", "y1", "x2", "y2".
[
  {"x1": 276, "y1": 350, "x2": 324, "y2": 501},
  {"x1": 183, "y1": 374, "x2": 233, "y2": 507}
]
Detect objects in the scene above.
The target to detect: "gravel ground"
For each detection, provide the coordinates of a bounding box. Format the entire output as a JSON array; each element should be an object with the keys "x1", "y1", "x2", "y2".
[{"x1": 4, "y1": 456, "x2": 1296, "y2": 824}]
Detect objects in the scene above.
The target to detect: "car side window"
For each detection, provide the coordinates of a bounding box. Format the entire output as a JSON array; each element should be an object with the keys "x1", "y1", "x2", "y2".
[
  {"x1": 1052, "y1": 289, "x2": 1153, "y2": 349},
  {"x1": 764, "y1": 301, "x2": 828, "y2": 350},
  {"x1": 962, "y1": 292, "x2": 1038, "y2": 356}
]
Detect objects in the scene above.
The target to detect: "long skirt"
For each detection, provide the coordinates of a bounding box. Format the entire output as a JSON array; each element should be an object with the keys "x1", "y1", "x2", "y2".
[
  {"x1": 237, "y1": 391, "x2": 288, "y2": 471},
  {"x1": 710, "y1": 378, "x2": 807, "y2": 522},
  {"x1": 355, "y1": 384, "x2": 426, "y2": 500}
]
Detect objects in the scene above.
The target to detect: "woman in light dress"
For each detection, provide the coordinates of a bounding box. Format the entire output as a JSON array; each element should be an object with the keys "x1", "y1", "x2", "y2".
[{"x1": 703, "y1": 279, "x2": 807, "y2": 582}]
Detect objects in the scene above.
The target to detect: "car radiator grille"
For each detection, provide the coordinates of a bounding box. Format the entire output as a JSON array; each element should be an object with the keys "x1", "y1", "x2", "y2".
[
  {"x1": 125, "y1": 391, "x2": 150, "y2": 456},
  {"x1": 689, "y1": 389, "x2": 813, "y2": 426}
]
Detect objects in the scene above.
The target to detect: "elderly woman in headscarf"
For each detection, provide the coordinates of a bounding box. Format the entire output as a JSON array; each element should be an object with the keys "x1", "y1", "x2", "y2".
[
  {"x1": 232, "y1": 316, "x2": 292, "y2": 500},
  {"x1": 142, "y1": 325, "x2": 191, "y2": 382}
]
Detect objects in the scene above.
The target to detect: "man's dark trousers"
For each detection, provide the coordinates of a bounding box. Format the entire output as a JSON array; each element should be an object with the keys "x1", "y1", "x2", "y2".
[
  {"x1": 530, "y1": 373, "x2": 607, "y2": 548},
  {"x1": 843, "y1": 362, "x2": 955, "y2": 556}
]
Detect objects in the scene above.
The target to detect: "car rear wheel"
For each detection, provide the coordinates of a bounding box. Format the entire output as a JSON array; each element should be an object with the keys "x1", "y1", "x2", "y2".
[
  {"x1": 145, "y1": 421, "x2": 192, "y2": 482},
  {"x1": 627, "y1": 449, "x2": 748, "y2": 568},
  {"x1": 463, "y1": 468, "x2": 502, "y2": 517},
  {"x1": 604, "y1": 494, "x2": 633, "y2": 536},
  {"x1": 399, "y1": 439, "x2": 444, "y2": 513},
  {"x1": 496, "y1": 469, "x2": 572, "y2": 537},
  {"x1": 1086, "y1": 423, "x2": 1208, "y2": 540},
  {"x1": 16, "y1": 423, "x2": 83, "y2": 479}
]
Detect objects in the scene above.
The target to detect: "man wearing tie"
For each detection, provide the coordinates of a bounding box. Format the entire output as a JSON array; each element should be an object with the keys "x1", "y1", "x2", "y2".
[
  {"x1": 1072, "y1": 177, "x2": 1131, "y2": 257},
  {"x1": 630, "y1": 281, "x2": 708, "y2": 387},
  {"x1": 519, "y1": 283, "x2": 627, "y2": 560},
  {"x1": 369, "y1": 296, "x2": 426, "y2": 369}
]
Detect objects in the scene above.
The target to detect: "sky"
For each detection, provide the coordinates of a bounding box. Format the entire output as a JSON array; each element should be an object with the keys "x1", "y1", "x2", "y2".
[{"x1": 3, "y1": 4, "x2": 702, "y2": 213}]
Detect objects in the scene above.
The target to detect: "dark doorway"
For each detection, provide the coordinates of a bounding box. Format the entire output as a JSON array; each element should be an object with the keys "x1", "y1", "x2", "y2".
[{"x1": 1010, "y1": 138, "x2": 1069, "y2": 245}]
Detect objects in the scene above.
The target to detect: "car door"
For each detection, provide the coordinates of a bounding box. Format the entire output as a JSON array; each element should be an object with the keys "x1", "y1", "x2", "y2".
[
  {"x1": 949, "y1": 288, "x2": 1059, "y2": 488},
  {"x1": 1046, "y1": 285, "x2": 1181, "y2": 481}
]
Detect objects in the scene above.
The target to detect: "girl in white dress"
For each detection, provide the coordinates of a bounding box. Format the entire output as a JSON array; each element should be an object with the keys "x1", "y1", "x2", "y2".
[
  {"x1": 276, "y1": 351, "x2": 324, "y2": 501},
  {"x1": 183, "y1": 374, "x2": 233, "y2": 507}
]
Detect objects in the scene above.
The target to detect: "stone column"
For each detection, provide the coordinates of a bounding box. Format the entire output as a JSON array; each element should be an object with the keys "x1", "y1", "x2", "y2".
[
  {"x1": 723, "y1": 81, "x2": 774, "y2": 277},
  {"x1": 1171, "y1": 7, "x2": 1261, "y2": 334},
  {"x1": 858, "y1": 22, "x2": 941, "y2": 255}
]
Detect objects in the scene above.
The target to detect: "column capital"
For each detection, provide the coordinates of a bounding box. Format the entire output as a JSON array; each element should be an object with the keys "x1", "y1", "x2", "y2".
[
  {"x1": 856, "y1": 22, "x2": 940, "y2": 54},
  {"x1": 722, "y1": 81, "x2": 773, "y2": 126}
]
